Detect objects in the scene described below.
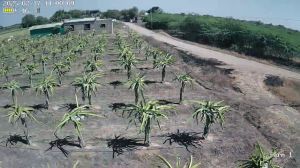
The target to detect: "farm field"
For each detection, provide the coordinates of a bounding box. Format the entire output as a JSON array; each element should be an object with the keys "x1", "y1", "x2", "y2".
[
  {"x1": 0, "y1": 28, "x2": 28, "y2": 41},
  {"x1": 0, "y1": 24, "x2": 299, "y2": 168}
]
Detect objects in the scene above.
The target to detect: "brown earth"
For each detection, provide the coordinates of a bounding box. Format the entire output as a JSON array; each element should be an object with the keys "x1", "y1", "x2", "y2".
[{"x1": 0, "y1": 24, "x2": 298, "y2": 168}]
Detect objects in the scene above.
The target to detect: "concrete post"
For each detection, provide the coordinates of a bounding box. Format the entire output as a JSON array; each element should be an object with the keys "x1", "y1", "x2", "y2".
[{"x1": 111, "y1": 20, "x2": 114, "y2": 34}]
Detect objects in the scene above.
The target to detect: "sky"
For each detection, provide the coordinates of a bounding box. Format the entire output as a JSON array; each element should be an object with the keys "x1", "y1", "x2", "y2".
[{"x1": 1, "y1": 0, "x2": 300, "y2": 30}]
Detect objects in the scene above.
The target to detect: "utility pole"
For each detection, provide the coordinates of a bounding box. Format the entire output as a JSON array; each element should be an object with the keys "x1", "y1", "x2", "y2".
[{"x1": 111, "y1": 19, "x2": 114, "y2": 34}]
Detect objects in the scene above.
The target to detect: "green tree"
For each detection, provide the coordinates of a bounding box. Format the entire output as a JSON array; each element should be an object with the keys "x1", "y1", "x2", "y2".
[
  {"x1": 179, "y1": 16, "x2": 207, "y2": 42},
  {"x1": 68, "y1": 10, "x2": 84, "y2": 18},
  {"x1": 157, "y1": 155, "x2": 201, "y2": 168},
  {"x1": 21, "y1": 14, "x2": 36, "y2": 28},
  {"x1": 24, "y1": 64, "x2": 38, "y2": 87},
  {"x1": 147, "y1": 6, "x2": 164, "y2": 14},
  {"x1": 50, "y1": 10, "x2": 71, "y2": 22},
  {"x1": 7, "y1": 105, "x2": 38, "y2": 144},
  {"x1": 103, "y1": 10, "x2": 122, "y2": 19},
  {"x1": 154, "y1": 53, "x2": 175, "y2": 83},
  {"x1": 54, "y1": 95, "x2": 104, "y2": 147},
  {"x1": 121, "y1": 7, "x2": 139, "y2": 21},
  {"x1": 238, "y1": 143, "x2": 279, "y2": 168},
  {"x1": 3, "y1": 80, "x2": 21, "y2": 105},
  {"x1": 124, "y1": 100, "x2": 170, "y2": 146},
  {"x1": 35, "y1": 75, "x2": 57, "y2": 109},
  {"x1": 175, "y1": 74, "x2": 193, "y2": 103},
  {"x1": 191, "y1": 100, "x2": 229, "y2": 138},
  {"x1": 36, "y1": 16, "x2": 49, "y2": 25},
  {"x1": 127, "y1": 73, "x2": 146, "y2": 104},
  {"x1": 72, "y1": 73, "x2": 101, "y2": 105}
]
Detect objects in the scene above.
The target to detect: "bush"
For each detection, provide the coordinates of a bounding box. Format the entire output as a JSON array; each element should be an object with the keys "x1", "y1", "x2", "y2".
[{"x1": 143, "y1": 13, "x2": 298, "y2": 61}]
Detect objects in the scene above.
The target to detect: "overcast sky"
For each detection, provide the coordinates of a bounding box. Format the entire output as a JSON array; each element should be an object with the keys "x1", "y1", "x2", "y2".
[{"x1": 1, "y1": 0, "x2": 300, "y2": 30}]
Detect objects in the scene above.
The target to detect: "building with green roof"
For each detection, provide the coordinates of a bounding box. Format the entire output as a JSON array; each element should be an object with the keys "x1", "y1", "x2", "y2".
[{"x1": 29, "y1": 22, "x2": 64, "y2": 37}]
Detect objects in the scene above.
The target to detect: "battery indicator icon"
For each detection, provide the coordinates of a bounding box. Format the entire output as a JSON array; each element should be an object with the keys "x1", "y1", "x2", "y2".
[{"x1": 3, "y1": 7, "x2": 15, "y2": 13}]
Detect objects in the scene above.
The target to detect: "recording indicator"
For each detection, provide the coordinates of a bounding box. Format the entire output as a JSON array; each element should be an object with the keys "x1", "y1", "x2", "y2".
[
  {"x1": 3, "y1": 7, "x2": 15, "y2": 13},
  {"x1": 2, "y1": 0, "x2": 75, "y2": 15}
]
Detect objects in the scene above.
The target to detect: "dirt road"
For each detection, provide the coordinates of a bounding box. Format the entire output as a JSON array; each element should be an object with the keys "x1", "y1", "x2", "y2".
[
  {"x1": 125, "y1": 23, "x2": 300, "y2": 167},
  {"x1": 124, "y1": 23, "x2": 300, "y2": 80}
]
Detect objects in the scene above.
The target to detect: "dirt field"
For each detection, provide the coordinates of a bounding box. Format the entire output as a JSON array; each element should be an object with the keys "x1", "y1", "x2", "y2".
[{"x1": 0, "y1": 25, "x2": 299, "y2": 168}]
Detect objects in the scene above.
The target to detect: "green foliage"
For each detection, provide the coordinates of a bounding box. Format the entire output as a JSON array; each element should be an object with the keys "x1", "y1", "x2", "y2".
[
  {"x1": 21, "y1": 14, "x2": 49, "y2": 28},
  {"x1": 91, "y1": 41, "x2": 105, "y2": 61},
  {"x1": 84, "y1": 60, "x2": 103, "y2": 72},
  {"x1": 175, "y1": 73, "x2": 193, "y2": 103},
  {"x1": 55, "y1": 94, "x2": 104, "y2": 146},
  {"x1": 6, "y1": 104, "x2": 38, "y2": 143},
  {"x1": 63, "y1": 52, "x2": 77, "y2": 70},
  {"x1": 175, "y1": 73, "x2": 193, "y2": 84},
  {"x1": 154, "y1": 53, "x2": 175, "y2": 82},
  {"x1": 40, "y1": 55, "x2": 49, "y2": 73},
  {"x1": 129, "y1": 31, "x2": 144, "y2": 53},
  {"x1": 157, "y1": 155, "x2": 201, "y2": 168},
  {"x1": 144, "y1": 45, "x2": 153, "y2": 60},
  {"x1": 35, "y1": 75, "x2": 57, "y2": 95},
  {"x1": 154, "y1": 53, "x2": 175, "y2": 68},
  {"x1": 53, "y1": 62, "x2": 67, "y2": 85},
  {"x1": 24, "y1": 63, "x2": 39, "y2": 87},
  {"x1": 0, "y1": 64, "x2": 10, "y2": 81},
  {"x1": 103, "y1": 10, "x2": 122, "y2": 19},
  {"x1": 238, "y1": 143, "x2": 279, "y2": 168},
  {"x1": 144, "y1": 13, "x2": 300, "y2": 61},
  {"x1": 35, "y1": 16, "x2": 49, "y2": 25},
  {"x1": 151, "y1": 48, "x2": 163, "y2": 68},
  {"x1": 35, "y1": 75, "x2": 57, "y2": 108},
  {"x1": 127, "y1": 73, "x2": 146, "y2": 104},
  {"x1": 55, "y1": 105, "x2": 100, "y2": 137},
  {"x1": 24, "y1": 63, "x2": 38, "y2": 75},
  {"x1": 17, "y1": 55, "x2": 27, "y2": 68},
  {"x1": 190, "y1": 100, "x2": 229, "y2": 137},
  {"x1": 72, "y1": 73, "x2": 101, "y2": 105},
  {"x1": 124, "y1": 100, "x2": 170, "y2": 145},
  {"x1": 120, "y1": 7, "x2": 139, "y2": 22},
  {"x1": 3, "y1": 80, "x2": 21, "y2": 105},
  {"x1": 50, "y1": 7, "x2": 138, "y2": 22},
  {"x1": 7, "y1": 105, "x2": 37, "y2": 125},
  {"x1": 50, "y1": 10, "x2": 71, "y2": 22},
  {"x1": 147, "y1": 7, "x2": 164, "y2": 14},
  {"x1": 119, "y1": 46, "x2": 137, "y2": 79},
  {"x1": 21, "y1": 14, "x2": 36, "y2": 28}
]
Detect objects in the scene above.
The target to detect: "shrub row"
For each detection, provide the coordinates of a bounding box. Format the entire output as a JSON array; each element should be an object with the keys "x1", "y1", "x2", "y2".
[{"x1": 144, "y1": 13, "x2": 300, "y2": 61}]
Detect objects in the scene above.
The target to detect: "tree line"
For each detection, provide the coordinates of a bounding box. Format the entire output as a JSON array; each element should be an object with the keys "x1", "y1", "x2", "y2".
[
  {"x1": 143, "y1": 13, "x2": 300, "y2": 62},
  {"x1": 21, "y1": 7, "x2": 140, "y2": 28}
]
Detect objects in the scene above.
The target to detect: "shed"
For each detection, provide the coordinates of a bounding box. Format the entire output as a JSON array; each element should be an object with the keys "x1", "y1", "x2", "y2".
[
  {"x1": 29, "y1": 23, "x2": 64, "y2": 37},
  {"x1": 63, "y1": 18, "x2": 113, "y2": 34}
]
